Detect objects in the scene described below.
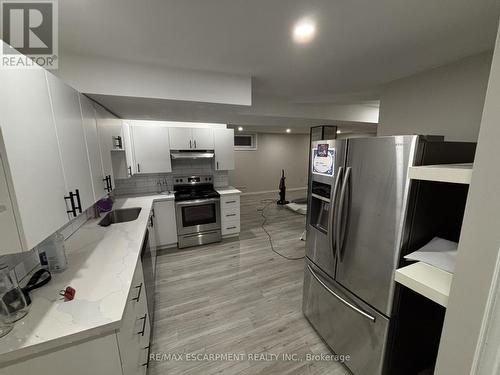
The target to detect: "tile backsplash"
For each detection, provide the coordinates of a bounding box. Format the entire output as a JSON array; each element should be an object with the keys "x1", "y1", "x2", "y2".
[{"x1": 114, "y1": 158, "x2": 229, "y2": 196}]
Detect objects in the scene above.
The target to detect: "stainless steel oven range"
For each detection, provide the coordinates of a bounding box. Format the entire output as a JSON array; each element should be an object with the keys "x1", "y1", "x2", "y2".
[{"x1": 174, "y1": 175, "x2": 221, "y2": 248}]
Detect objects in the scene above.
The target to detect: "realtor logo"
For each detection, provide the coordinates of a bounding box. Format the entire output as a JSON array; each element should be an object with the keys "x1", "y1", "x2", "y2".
[{"x1": 1, "y1": 0, "x2": 58, "y2": 69}]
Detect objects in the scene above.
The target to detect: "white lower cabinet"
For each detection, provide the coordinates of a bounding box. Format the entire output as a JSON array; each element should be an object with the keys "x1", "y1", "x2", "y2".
[
  {"x1": 220, "y1": 194, "x2": 241, "y2": 236},
  {"x1": 117, "y1": 260, "x2": 151, "y2": 375},
  {"x1": 0, "y1": 334, "x2": 123, "y2": 375},
  {"x1": 153, "y1": 200, "x2": 178, "y2": 248}
]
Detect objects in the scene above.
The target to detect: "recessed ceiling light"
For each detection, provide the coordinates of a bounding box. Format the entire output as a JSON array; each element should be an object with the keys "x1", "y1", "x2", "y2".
[
  {"x1": 293, "y1": 18, "x2": 316, "y2": 44},
  {"x1": 286, "y1": 129, "x2": 291, "y2": 133},
  {"x1": 337, "y1": 130, "x2": 341, "y2": 134},
  {"x1": 238, "y1": 126, "x2": 243, "y2": 131}
]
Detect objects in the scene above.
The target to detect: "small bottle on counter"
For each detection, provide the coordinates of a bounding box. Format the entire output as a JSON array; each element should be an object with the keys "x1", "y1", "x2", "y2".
[{"x1": 37, "y1": 232, "x2": 68, "y2": 272}]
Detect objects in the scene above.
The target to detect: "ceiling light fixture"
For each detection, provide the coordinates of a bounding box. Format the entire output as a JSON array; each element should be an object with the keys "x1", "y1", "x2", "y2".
[
  {"x1": 286, "y1": 129, "x2": 291, "y2": 133},
  {"x1": 292, "y1": 18, "x2": 316, "y2": 44},
  {"x1": 337, "y1": 130, "x2": 341, "y2": 134},
  {"x1": 238, "y1": 126, "x2": 243, "y2": 131}
]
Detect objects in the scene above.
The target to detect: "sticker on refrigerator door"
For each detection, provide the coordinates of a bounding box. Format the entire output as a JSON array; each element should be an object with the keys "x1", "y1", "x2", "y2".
[{"x1": 312, "y1": 145, "x2": 335, "y2": 176}]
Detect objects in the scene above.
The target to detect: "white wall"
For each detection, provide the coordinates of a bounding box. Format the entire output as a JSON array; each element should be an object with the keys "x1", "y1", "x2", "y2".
[
  {"x1": 228, "y1": 133, "x2": 309, "y2": 194},
  {"x1": 56, "y1": 52, "x2": 252, "y2": 106},
  {"x1": 435, "y1": 24, "x2": 500, "y2": 375},
  {"x1": 378, "y1": 52, "x2": 492, "y2": 141}
]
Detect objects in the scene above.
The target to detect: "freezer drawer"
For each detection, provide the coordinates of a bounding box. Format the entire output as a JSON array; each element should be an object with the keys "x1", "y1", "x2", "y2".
[{"x1": 303, "y1": 262, "x2": 390, "y2": 375}]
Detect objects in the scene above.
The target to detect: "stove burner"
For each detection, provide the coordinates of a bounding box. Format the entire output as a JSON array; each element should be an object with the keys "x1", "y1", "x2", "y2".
[{"x1": 174, "y1": 176, "x2": 219, "y2": 202}]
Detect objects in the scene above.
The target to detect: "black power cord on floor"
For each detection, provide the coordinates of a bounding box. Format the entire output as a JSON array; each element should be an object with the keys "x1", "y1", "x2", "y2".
[{"x1": 257, "y1": 199, "x2": 305, "y2": 261}]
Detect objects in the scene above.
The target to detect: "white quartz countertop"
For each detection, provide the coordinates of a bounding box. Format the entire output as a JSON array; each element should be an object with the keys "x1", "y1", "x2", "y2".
[
  {"x1": 215, "y1": 186, "x2": 241, "y2": 195},
  {"x1": 0, "y1": 194, "x2": 173, "y2": 364}
]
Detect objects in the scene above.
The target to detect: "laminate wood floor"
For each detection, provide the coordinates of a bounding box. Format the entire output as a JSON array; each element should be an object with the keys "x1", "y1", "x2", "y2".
[{"x1": 150, "y1": 191, "x2": 350, "y2": 375}]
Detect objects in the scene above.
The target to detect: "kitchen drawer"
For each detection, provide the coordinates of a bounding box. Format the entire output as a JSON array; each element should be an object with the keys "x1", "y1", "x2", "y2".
[
  {"x1": 117, "y1": 260, "x2": 151, "y2": 375},
  {"x1": 221, "y1": 219, "x2": 240, "y2": 235},
  {"x1": 221, "y1": 195, "x2": 240, "y2": 209},
  {"x1": 222, "y1": 210, "x2": 240, "y2": 221}
]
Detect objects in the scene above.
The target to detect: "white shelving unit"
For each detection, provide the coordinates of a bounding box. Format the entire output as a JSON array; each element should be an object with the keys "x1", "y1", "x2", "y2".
[
  {"x1": 395, "y1": 262, "x2": 453, "y2": 307},
  {"x1": 408, "y1": 163, "x2": 473, "y2": 184}
]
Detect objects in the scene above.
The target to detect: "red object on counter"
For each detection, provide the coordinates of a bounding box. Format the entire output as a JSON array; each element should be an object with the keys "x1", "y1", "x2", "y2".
[{"x1": 60, "y1": 286, "x2": 76, "y2": 301}]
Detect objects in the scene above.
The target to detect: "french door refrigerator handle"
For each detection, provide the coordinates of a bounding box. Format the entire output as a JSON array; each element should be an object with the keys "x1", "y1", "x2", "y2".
[
  {"x1": 335, "y1": 167, "x2": 351, "y2": 258},
  {"x1": 307, "y1": 264, "x2": 375, "y2": 322},
  {"x1": 329, "y1": 166, "x2": 343, "y2": 259}
]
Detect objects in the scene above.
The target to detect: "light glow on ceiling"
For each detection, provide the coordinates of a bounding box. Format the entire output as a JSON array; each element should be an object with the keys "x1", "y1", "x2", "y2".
[
  {"x1": 292, "y1": 18, "x2": 316, "y2": 44},
  {"x1": 238, "y1": 126, "x2": 243, "y2": 131},
  {"x1": 286, "y1": 129, "x2": 291, "y2": 133}
]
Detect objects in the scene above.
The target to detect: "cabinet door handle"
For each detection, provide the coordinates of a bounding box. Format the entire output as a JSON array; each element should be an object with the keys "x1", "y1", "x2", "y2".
[
  {"x1": 226, "y1": 200, "x2": 236, "y2": 204},
  {"x1": 128, "y1": 166, "x2": 132, "y2": 176},
  {"x1": 226, "y1": 214, "x2": 236, "y2": 217},
  {"x1": 194, "y1": 140, "x2": 197, "y2": 148},
  {"x1": 138, "y1": 314, "x2": 147, "y2": 336},
  {"x1": 217, "y1": 161, "x2": 219, "y2": 170},
  {"x1": 189, "y1": 140, "x2": 192, "y2": 148},
  {"x1": 132, "y1": 283, "x2": 143, "y2": 302},
  {"x1": 64, "y1": 192, "x2": 77, "y2": 217},
  {"x1": 141, "y1": 345, "x2": 151, "y2": 368},
  {"x1": 74, "y1": 189, "x2": 82, "y2": 214},
  {"x1": 108, "y1": 175, "x2": 113, "y2": 191},
  {"x1": 226, "y1": 226, "x2": 237, "y2": 230},
  {"x1": 103, "y1": 176, "x2": 109, "y2": 192},
  {"x1": 137, "y1": 163, "x2": 141, "y2": 173}
]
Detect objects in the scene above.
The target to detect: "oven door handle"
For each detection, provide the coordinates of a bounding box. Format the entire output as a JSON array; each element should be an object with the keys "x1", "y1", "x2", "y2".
[{"x1": 175, "y1": 198, "x2": 220, "y2": 207}]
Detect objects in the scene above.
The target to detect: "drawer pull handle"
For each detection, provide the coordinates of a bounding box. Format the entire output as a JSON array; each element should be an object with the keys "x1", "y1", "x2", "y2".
[
  {"x1": 226, "y1": 226, "x2": 237, "y2": 230},
  {"x1": 138, "y1": 314, "x2": 147, "y2": 336},
  {"x1": 132, "y1": 283, "x2": 143, "y2": 302},
  {"x1": 142, "y1": 345, "x2": 151, "y2": 368},
  {"x1": 226, "y1": 214, "x2": 236, "y2": 217},
  {"x1": 225, "y1": 200, "x2": 237, "y2": 204}
]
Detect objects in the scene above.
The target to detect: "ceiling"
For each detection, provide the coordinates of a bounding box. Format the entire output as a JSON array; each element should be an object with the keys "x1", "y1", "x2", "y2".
[
  {"x1": 88, "y1": 94, "x2": 378, "y2": 134},
  {"x1": 60, "y1": 0, "x2": 500, "y2": 103}
]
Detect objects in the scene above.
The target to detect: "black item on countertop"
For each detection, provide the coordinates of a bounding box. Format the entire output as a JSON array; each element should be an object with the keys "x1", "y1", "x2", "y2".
[
  {"x1": 277, "y1": 169, "x2": 289, "y2": 205},
  {"x1": 21, "y1": 269, "x2": 52, "y2": 305}
]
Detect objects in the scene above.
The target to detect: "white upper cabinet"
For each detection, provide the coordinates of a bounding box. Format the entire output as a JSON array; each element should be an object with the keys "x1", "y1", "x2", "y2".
[
  {"x1": 95, "y1": 105, "x2": 122, "y2": 188},
  {"x1": 132, "y1": 126, "x2": 171, "y2": 174},
  {"x1": 79, "y1": 95, "x2": 106, "y2": 201},
  {"x1": 46, "y1": 73, "x2": 94, "y2": 214},
  {"x1": 169, "y1": 127, "x2": 214, "y2": 150},
  {"x1": 0, "y1": 155, "x2": 23, "y2": 256},
  {"x1": 168, "y1": 127, "x2": 192, "y2": 150},
  {"x1": 122, "y1": 122, "x2": 135, "y2": 177},
  {"x1": 192, "y1": 128, "x2": 214, "y2": 149},
  {"x1": 0, "y1": 68, "x2": 69, "y2": 252},
  {"x1": 214, "y1": 128, "x2": 235, "y2": 171}
]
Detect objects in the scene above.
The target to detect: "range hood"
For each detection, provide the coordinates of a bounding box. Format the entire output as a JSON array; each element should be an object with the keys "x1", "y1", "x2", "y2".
[{"x1": 171, "y1": 150, "x2": 215, "y2": 159}]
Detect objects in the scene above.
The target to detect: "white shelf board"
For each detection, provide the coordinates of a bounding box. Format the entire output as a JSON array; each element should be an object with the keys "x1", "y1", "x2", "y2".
[
  {"x1": 409, "y1": 163, "x2": 473, "y2": 184},
  {"x1": 395, "y1": 262, "x2": 453, "y2": 307}
]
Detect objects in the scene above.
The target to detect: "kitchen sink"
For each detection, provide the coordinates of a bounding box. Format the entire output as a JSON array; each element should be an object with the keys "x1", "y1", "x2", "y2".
[{"x1": 98, "y1": 207, "x2": 142, "y2": 227}]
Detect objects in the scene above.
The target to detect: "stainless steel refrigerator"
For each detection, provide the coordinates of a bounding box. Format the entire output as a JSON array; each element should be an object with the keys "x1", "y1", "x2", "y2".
[{"x1": 303, "y1": 135, "x2": 475, "y2": 375}]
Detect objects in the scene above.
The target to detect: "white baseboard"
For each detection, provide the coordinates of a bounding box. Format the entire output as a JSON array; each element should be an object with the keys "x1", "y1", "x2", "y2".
[{"x1": 240, "y1": 187, "x2": 307, "y2": 196}]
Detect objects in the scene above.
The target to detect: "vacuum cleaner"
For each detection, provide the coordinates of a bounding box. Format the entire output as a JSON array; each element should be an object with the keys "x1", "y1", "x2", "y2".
[{"x1": 277, "y1": 169, "x2": 290, "y2": 205}]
